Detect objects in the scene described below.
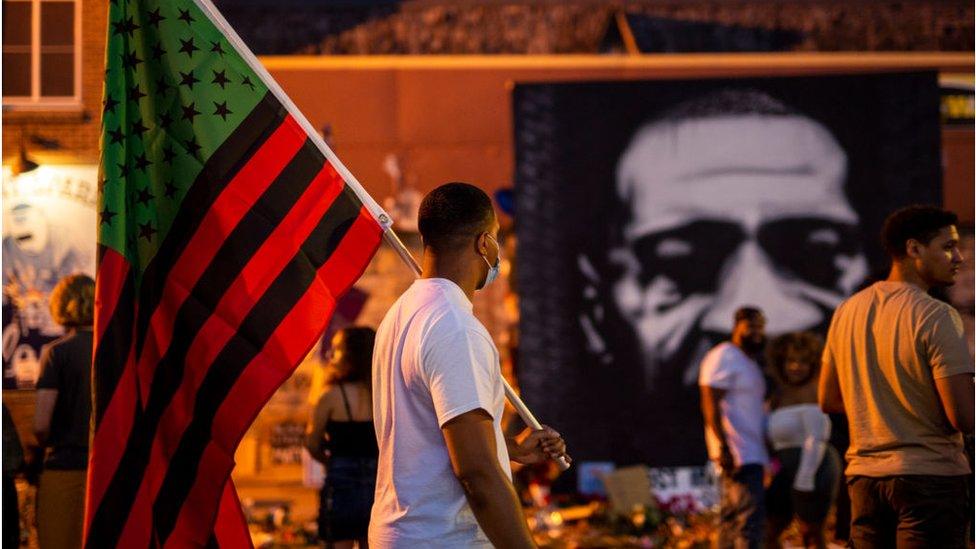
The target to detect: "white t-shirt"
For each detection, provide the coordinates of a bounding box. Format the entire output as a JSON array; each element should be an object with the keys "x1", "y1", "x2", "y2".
[
  {"x1": 369, "y1": 278, "x2": 510, "y2": 548},
  {"x1": 698, "y1": 342, "x2": 769, "y2": 468}
]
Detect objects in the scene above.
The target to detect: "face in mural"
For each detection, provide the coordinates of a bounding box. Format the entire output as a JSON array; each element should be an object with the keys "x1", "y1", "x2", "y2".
[
  {"x1": 3, "y1": 202, "x2": 59, "y2": 336},
  {"x1": 7, "y1": 202, "x2": 51, "y2": 256},
  {"x1": 609, "y1": 102, "x2": 868, "y2": 386}
]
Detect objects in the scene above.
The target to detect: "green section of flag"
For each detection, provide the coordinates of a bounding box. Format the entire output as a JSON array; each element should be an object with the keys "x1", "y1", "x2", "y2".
[{"x1": 99, "y1": 0, "x2": 268, "y2": 271}]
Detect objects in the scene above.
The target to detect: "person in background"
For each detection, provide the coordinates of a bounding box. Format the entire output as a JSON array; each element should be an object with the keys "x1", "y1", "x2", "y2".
[
  {"x1": 306, "y1": 327, "x2": 379, "y2": 549},
  {"x1": 820, "y1": 205, "x2": 974, "y2": 548},
  {"x1": 3, "y1": 402, "x2": 24, "y2": 547},
  {"x1": 698, "y1": 306, "x2": 769, "y2": 549},
  {"x1": 33, "y1": 274, "x2": 94, "y2": 549},
  {"x1": 764, "y1": 332, "x2": 840, "y2": 549}
]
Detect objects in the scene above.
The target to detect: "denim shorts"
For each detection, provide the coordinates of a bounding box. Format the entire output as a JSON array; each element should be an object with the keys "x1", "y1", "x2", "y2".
[{"x1": 319, "y1": 457, "x2": 377, "y2": 542}]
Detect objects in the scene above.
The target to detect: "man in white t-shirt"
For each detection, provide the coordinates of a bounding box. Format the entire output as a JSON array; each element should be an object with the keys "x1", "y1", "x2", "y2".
[
  {"x1": 370, "y1": 182, "x2": 569, "y2": 548},
  {"x1": 699, "y1": 307, "x2": 769, "y2": 549}
]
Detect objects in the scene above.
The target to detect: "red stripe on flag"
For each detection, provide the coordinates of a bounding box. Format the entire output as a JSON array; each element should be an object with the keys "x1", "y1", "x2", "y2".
[
  {"x1": 163, "y1": 443, "x2": 235, "y2": 547},
  {"x1": 86, "y1": 247, "x2": 132, "y2": 523},
  {"x1": 164, "y1": 209, "x2": 382, "y2": 545},
  {"x1": 85, "y1": 338, "x2": 137, "y2": 531},
  {"x1": 136, "y1": 115, "x2": 306, "y2": 402},
  {"x1": 93, "y1": 247, "x2": 129, "y2": 345},
  {"x1": 115, "y1": 165, "x2": 346, "y2": 546},
  {"x1": 215, "y1": 481, "x2": 253, "y2": 549},
  {"x1": 115, "y1": 472, "x2": 155, "y2": 548}
]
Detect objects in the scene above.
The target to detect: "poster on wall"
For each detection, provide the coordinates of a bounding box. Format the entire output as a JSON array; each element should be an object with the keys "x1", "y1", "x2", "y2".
[
  {"x1": 513, "y1": 72, "x2": 943, "y2": 468},
  {"x1": 2, "y1": 166, "x2": 98, "y2": 389}
]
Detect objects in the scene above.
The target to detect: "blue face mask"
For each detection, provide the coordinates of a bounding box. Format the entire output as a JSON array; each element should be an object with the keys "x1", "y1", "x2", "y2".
[{"x1": 479, "y1": 234, "x2": 501, "y2": 290}]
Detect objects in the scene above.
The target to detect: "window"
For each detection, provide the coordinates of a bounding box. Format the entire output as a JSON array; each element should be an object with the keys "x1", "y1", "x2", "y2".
[{"x1": 3, "y1": 0, "x2": 80, "y2": 107}]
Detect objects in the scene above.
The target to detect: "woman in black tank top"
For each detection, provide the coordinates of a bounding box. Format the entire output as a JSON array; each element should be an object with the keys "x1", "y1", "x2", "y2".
[{"x1": 306, "y1": 327, "x2": 378, "y2": 548}]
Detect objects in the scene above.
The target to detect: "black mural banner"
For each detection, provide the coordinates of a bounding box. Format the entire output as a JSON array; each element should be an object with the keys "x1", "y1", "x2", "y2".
[{"x1": 513, "y1": 72, "x2": 942, "y2": 469}]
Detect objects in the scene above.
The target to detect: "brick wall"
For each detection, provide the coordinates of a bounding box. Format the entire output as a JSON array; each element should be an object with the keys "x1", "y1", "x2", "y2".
[
  {"x1": 2, "y1": 0, "x2": 108, "y2": 165},
  {"x1": 219, "y1": 1, "x2": 975, "y2": 55}
]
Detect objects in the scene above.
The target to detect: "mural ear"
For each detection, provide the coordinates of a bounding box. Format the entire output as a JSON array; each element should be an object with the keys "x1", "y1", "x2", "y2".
[{"x1": 577, "y1": 253, "x2": 614, "y2": 364}]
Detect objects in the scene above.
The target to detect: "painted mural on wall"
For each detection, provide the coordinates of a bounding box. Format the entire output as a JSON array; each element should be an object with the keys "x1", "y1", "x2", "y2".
[
  {"x1": 2, "y1": 166, "x2": 98, "y2": 389},
  {"x1": 514, "y1": 72, "x2": 946, "y2": 468}
]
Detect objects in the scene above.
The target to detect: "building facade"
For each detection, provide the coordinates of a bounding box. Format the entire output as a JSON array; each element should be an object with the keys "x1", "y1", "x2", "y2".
[{"x1": 2, "y1": 0, "x2": 107, "y2": 462}]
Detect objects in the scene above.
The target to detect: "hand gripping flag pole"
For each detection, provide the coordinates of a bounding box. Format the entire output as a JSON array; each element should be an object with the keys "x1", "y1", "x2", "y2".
[{"x1": 194, "y1": 0, "x2": 571, "y2": 472}]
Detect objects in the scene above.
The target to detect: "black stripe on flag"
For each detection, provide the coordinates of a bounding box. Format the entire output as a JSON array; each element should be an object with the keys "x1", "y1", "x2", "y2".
[
  {"x1": 152, "y1": 189, "x2": 362, "y2": 542},
  {"x1": 86, "y1": 138, "x2": 324, "y2": 548},
  {"x1": 93, "y1": 261, "x2": 136, "y2": 426}
]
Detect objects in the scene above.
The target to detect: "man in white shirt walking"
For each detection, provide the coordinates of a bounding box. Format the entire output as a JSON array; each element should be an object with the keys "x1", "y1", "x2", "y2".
[
  {"x1": 699, "y1": 306, "x2": 769, "y2": 549},
  {"x1": 370, "y1": 182, "x2": 569, "y2": 548}
]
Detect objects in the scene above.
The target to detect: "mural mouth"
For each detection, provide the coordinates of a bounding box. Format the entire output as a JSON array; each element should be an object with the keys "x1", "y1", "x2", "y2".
[{"x1": 15, "y1": 233, "x2": 34, "y2": 243}]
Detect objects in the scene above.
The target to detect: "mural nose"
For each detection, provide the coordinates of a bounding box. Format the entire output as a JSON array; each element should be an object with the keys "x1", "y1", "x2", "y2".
[{"x1": 700, "y1": 241, "x2": 824, "y2": 335}]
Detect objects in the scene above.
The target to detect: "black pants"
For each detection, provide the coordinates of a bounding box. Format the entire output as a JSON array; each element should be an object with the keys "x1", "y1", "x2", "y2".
[
  {"x1": 848, "y1": 474, "x2": 970, "y2": 549},
  {"x1": 718, "y1": 464, "x2": 765, "y2": 549},
  {"x1": 767, "y1": 446, "x2": 840, "y2": 525},
  {"x1": 3, "y1": 473, "x2": 19, "y2": 547}
]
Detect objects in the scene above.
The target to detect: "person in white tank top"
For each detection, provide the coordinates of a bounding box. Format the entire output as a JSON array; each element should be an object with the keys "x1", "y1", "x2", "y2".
[{"x1": 764, "y1": 332, "x2": 839, "y2": 549}]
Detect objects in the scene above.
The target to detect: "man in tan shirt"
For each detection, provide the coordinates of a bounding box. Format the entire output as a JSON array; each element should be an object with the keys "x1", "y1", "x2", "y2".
[{"x1": 820, "y1": 205, "x2": 974, "y2": 548}]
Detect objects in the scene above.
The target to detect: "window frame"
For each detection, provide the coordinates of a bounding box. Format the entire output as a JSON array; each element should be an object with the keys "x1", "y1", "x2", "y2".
[{"x1": 3, "y1": 0, "x2": 82, "y2": 109}]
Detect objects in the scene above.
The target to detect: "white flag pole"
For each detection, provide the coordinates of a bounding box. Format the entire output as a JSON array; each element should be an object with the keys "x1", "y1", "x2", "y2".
[
  {"x1": 194, "y1": 0, "x2": 569, "y2": 472},
  {"x1": 192, "y1": 0, "x2": 389, "y2": 229}
]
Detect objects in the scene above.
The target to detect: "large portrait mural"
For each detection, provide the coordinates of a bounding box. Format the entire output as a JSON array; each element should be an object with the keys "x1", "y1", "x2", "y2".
[
  {"x1": 3, "y1": 166, "x2": 98, "y2": 389},
  {"x1": 514, "y1": 72, "x2": 943, "y2": 468}
]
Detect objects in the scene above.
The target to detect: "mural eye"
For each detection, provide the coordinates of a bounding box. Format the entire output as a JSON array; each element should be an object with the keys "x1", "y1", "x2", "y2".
[
  {"x1": 655, "y1": 238, "x2": 694, "y2": 258},
  {"x1": 808, "y1": 227, "x2": 840, "y2": 246},
  {"x1": 758, "y1": 218, "x2": 861, "y2": 289},
  {"x1": 633, "y1": 220, "x2": 745, "y2": 294}
]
